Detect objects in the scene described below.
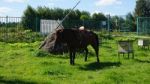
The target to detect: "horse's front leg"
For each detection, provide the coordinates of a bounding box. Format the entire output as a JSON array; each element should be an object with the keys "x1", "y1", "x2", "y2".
[
  {"x1": 85, "y1": 48, "x2": 88, "y2": 62},
  {"x1": 69, "y1": 50, "x2": 76, "y2": 65},
  {"x1": 69, "y1": 51, "x2": 73, "y2": 65},
  {"x1": 72, "y1": 51, "x2": 76, "y2": 65}
]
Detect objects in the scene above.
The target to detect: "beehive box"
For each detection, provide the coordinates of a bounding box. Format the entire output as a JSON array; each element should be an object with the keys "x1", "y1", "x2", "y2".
[
  {"x1": 138, "y1": 39, "x2": 150, "y2": 47},
  {"x1": 118, "y1": 40, "x2": 134, "y2": 53}
]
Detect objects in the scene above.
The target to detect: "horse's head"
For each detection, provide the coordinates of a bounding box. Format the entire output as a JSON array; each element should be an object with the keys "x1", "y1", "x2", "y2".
[{"x1": 55, "y1": 29, "x2": 64, "y2": 43}]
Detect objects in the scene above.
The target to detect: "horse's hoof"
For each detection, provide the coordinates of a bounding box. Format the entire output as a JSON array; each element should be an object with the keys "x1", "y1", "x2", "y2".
[
  {"x1": 97, "y1": 61, "x2": 100, "y2": 64},
  {"x1": 97, "y1": 59, "x2": 100, "y2": 62},
  {"x1": 85, "y1": 60, "x2": 88, "y2": 62},
  {"x1": 70, "y1": 64, "x2": 75, "y2": 65},
  {"x1": 70, "y1": 62, "x2": 75, "y2": 65}
]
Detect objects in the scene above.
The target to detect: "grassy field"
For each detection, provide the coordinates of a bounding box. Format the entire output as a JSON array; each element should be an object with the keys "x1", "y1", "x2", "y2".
[{"x1": 0, "y1": 37, "x2": 150, "y2": 84}]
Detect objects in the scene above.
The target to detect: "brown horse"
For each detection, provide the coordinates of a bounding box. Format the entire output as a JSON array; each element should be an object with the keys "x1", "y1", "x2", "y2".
[{"x1": 54, "y1": 28, "x2": 100, "y2": 65}]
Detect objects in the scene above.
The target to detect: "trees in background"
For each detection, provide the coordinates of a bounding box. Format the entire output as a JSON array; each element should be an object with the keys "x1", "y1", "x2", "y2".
[
  {"x1": 135, "y1": 0, "x2": 150, "y2": 17},
  {"x1": 92, "y1": 13, "x2": 107, "y2": 21},
  {"x1": 126, "y1": 13, "x2": 136, "y2": 31},
  {"x1": 133, "y1": 0, "x2": 150, "y2": 32},
  {"x1": 80, "y1": 11, "x2": 91, "y2": 20},
  {"x1": 22, "y1": 6, "x2": 37, "y2": 31},
  {"x1": 22, "y1": 5, "x2": 107, "y2": 31},
  {"x1": 22, "y1": 0, "x2": 150, "y2": 32},
  {"x1": 110, "y1": 16, "x2": 122, "y2": 31}
]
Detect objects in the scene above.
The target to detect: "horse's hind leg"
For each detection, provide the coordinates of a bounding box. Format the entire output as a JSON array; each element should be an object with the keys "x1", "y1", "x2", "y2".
[
  {"x1": 85, "y1": 48, "x2": 88, "y2": 62},
  {"x1": 95, "y1": 47, "x2": 100, "y2": 63},
  {"x1": 72, "y1": 51, "x2": 76, "y2": 65},
  {"x1": 91, "y1": 43, "x2": 100, "y2": 63},
  {"x1": 69, "y1": 49, "x2": 76, "y2": 65}
]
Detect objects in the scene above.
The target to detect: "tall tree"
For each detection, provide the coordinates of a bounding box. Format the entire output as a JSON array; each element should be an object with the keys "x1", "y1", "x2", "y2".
[
  {"x1": 37, "y1": 6, "x2": 51, "y2": 19},
  {"x1": 126, "y1": 13, "x2": 136, "y2": 31},
  {"x1": 80, "y1": 11, "x2": 91, "y2": 20},
  {"x1": 110, "y1": 16, "x2": 125, "y2": 30},
  {"x1": 135, "y1": 0, "x2": 150, "y2": 17},
  {"x1": 80, "y1": 15, "x2": 90, "y2": 20},
  {"x1": 22, "y1": 5, "x2": 37, "y2": 31},
  {"x1": 92, "y1": 13, "x2": 106, "y2": 21}
]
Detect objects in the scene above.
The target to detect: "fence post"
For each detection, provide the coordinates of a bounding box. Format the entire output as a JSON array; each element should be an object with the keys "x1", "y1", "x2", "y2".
[
  {"x1": 137, "y1": 17, "x2": 139, "y2": 35},
  {"x1": 5, "y1": 16, "x2": 9, "y2": 41},
  {"x1": 82, "y1": 20, "x2": 84, "y2": 27},
  {"x1": 35, "y1": 16, "x2": 38, "y2": 32},
  {"x1": 107, "y1": 14, "x2": 110, "y2": 35},
  {"x1": 6, "y1": 16, "x2": 8, "y2": 28}
]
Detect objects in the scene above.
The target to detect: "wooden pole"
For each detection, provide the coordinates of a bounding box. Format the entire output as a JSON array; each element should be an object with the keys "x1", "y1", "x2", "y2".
[{"x1": 55, "y1": 0, "x2": 81, "y2": 29}]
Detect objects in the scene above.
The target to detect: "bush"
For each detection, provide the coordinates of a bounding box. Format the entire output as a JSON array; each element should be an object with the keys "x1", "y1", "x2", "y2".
[{"x1": 0, "y1": 28, "x2": 44, "y2": 43}]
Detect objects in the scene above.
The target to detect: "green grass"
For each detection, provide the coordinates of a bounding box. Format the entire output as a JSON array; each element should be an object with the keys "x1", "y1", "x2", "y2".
[{"x1": 0, "y1": 37, "x2": 150, "y2": 84}]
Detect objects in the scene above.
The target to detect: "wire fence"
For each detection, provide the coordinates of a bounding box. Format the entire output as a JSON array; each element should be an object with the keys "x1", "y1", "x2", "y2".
[
  {"x1": 0, "y1": 16, "x2": 140, "y2": 42},
  {"x1": 0, "y1": 16, "x2": 109, "y2": 32},
  {"x1": 0, "y1": 16, "x2": 109, "y2": 42}
]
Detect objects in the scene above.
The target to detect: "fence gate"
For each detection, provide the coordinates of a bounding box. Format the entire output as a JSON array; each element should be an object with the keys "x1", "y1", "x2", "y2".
[
  {"x1": 40, "y1": 19, "x2": 63, "y2": 34},
  {"x1": 137, "y1": 17, "x2": 150, "y2": 35}
]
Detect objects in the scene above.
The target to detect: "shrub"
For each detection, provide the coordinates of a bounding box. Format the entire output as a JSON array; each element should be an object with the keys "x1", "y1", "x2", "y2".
[{"x1": 0, "y1": 28, "x2": 44, "y2": 43}]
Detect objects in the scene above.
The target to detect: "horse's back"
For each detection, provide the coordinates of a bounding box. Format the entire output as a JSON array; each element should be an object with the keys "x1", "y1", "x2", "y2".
[{"x1": 62, "y1": 28, "x2": 99, "y2": 46}]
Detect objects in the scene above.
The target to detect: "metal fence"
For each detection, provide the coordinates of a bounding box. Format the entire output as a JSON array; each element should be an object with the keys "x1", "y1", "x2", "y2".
[
  {"x1": 137, "y1": 17, "x2": 150, "y2": 35},
  {"x1": 0, "y1": 16, "x2": 109, "y2": 32},
  {"x1": 0, "y1": 16, "x2": 22, "y2": 29},
  {"x1": 0, "y1": 16, "x2": 40, "y2": 42},
  {"x1": 0, "y1": 16, "x2": 110, "y2": 42}
]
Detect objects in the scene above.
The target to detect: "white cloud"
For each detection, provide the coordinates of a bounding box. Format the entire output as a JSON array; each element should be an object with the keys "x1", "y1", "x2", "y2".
[
  {"x1": 0, "y1": 7, "x2": 12, "y2": 16},
  {"x1": 95, "y1": 0, "x2": 122, "y2": 6},
  {"x1": 4, "y1": 0, "x2": 28, "y2": 3}
]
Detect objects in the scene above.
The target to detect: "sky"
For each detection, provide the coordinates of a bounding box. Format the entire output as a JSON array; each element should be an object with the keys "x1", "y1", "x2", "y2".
[{"x1": 0, "y1": 0, "x2": 136, "y2": 17}]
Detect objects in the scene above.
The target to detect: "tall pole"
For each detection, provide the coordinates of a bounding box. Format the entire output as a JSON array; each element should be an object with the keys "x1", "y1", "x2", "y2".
[
  {"x1": 107, "y1": 14, "x2": 110, "y2": 35},
  {"x1": 137, "y1": 17, "x2": 139, "y2": 35}
]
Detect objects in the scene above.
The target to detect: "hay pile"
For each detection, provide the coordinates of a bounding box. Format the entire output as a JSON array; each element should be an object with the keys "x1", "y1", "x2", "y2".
[{"x1": 39, "y1": 31, "x2": 68, "y2": 54}]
